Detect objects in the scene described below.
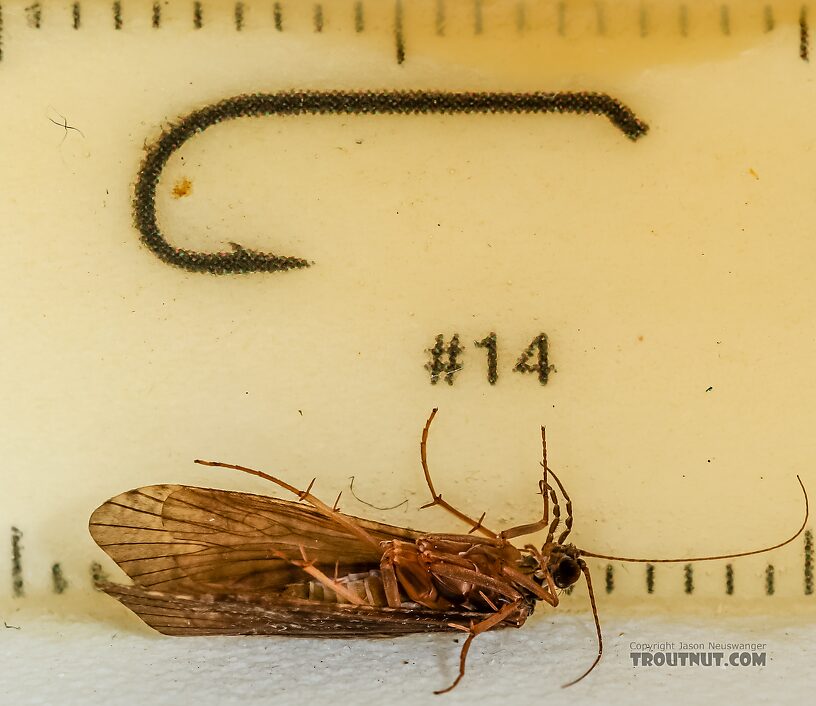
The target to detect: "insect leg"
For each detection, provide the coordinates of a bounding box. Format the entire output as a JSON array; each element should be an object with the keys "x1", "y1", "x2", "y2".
[
  {"x1": 561, "y1": 560, "x2": 603, "y2": 688},
  {"x1": 434, "y1": 599, "x2": 525, "y2": 695},
  {"x1": 428, "y1": 562, "x2": 523, "y2": 602},
  {"x1": 501, "y1": 562, "x2": 559, "y2": 606},
  {"x1": 419, "y1": 409, "x2": 499, "y2": 539},
  {"x1": 194, "y1": 460, "x2": 380, "y2": 548},
  {"x1": 379, "y1": 546, "x2": 405, "y2": 608}
]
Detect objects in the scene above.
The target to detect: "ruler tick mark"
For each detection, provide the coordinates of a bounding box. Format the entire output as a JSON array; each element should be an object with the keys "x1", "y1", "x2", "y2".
[
  {"x1": 800, "y1": 6, "x2": 809, "y2": 61},
  {"x1": 764, "y1": 4, "x2": 774, "y2": 32},
  {"x1": 805, "y1": 530, "x2": 813, "y2": 594},
  {"x1": 26, "y1": 2, "x2": 42, "y2": 29},
  {"x1": 765, "y1": 564, "x2": 775, "y2": 595},
  {"x1": 646, "y1": 563, "x2": 655, "y2": 593},
  {"x1": 604, "y1": 564, "x2": 614, "y2": 594},
  {"x1": 638, "y1": 3, "x2": 648, "y2": 38},
  {"x1": 515, "y1": 1, "x2": 525, "y2": 33},
  {"x1": 113, "y1": 0, "x2": 122, "y2": 30},
  {"x1": 152, "y1": 1, "x2": 160, "y2": 29},
  {"x1": 679, "y1": 5, "x2": 688, "y2": 37},
  {"x1": 725, "y1": 564, "x2": 734, "y2": 595},
  {"x1": 314, "y1": 4, "x2": 323, "y2": 33},
  {"x1": 0, "y1": 1, "x2": 4, "y2": 62},
  {"x1": 11, "y1": 527, "x2": 23, "y2": 597},
  {"x1": 273, "y1": 1, "x2": 283, "y2": 31},
  {"x1": 394, "y1": 0, "x2": 405, "y2": 64},
  {"x1": 435, "y1": 0, "x2": 445, "y2": 36},
  {"x1": 720, "y1": 5, "x2": 730, "y2": 36},
  {"x1": 91, "y1": 561, "x2": 109, "y2": 587},
  {"x1": 193, "y1": 0, "x2": 202, "y2": 29},
  {"x1": 72, "y1": 1, "x2": 80, "y2": 29},
  {"x1": 557, "y1": 1, "x2": 566, "y2": 37},
  {"x1": 683, "y1": 564, "x2": 693, "y2": 594},
  {"x1": 474, "y1": 0, "x2": 483, "y2": 35},
  {"x1": 595, "y1": 1, "x2": 605, "y2": 35},
  {"x1": 52, "y1": 563, "x2": 68, "y2": 594},
  {"x1": 234, "y1": 2, "x2": 244, "y2": 31},
  {"x1": 354, "y1": 1, "x2": 364, "y2": 32}
]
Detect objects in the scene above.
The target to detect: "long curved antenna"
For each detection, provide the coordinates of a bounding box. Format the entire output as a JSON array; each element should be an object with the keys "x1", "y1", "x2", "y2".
[
  {"x1": 501, "y1": 427, "x2": 555, "y2": 540},
  {"x1": 544, "y1": 482, "x2": 562, "y2": 546},
  {"x1": 561, "y1": 560, "x2": 603, "y2": 688},
  {"x1": 580, "y1": 475, "x2": 808, "y2": 563}
]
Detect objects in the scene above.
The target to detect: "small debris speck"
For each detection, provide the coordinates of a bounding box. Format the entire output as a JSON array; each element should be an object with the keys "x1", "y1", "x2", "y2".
[{"x1": 172, "y1": 177, "x2": 193, "y2": 198}]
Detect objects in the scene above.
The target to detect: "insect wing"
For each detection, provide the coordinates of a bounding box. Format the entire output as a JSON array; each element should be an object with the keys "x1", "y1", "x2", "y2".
[
  {"x1": 97, "y1": 582, "x2": 519, "y2": 637},
  {"x1": 89, "y1": 484, "x2": 423, "y2": 594}
]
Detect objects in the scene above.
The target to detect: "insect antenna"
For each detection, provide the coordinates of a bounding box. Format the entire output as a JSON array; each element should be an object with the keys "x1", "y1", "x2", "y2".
[
  {"x1": 561, "y1": 560, "x2": 603, "y2": 688},
  {"x1": 542, "y1": 426, "x2": 548, "y2": 526},
  {"x1": 547, "y1": 468, "x2": 574, "y2": 544},
  {"x1": 501, "y1": 427, "x2": 557, "y2": 540},
  {"x1": 580, "y1": 475, "x2": 808, "y2": 563},
  {"x1": 544, "y1": 481, "x2": 561, "y2": 545}
]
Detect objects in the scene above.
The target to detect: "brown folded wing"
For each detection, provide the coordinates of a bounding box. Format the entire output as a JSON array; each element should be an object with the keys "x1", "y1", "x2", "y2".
[
  {"x1": 89, "y1": 484, "x2": 423, "y2": 595},
  {"x1": 98, "y1": 582, "x2": 516, "y2": 637}
]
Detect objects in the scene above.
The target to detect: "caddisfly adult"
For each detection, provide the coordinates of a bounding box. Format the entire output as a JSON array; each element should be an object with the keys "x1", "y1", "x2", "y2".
[{"x1": 89, "y1": 409, "x2": 808, "y2": 693}]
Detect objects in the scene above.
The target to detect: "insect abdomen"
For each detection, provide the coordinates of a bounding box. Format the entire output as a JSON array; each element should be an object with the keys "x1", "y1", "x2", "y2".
[{"x1": 282, "y1": 570, "x2": 389, "y2": 607}]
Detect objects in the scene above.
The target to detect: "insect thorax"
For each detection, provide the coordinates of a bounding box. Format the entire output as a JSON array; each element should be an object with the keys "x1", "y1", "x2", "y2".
[{"x1": 379, "y1": 535, "x2": 539, "y2": 612}]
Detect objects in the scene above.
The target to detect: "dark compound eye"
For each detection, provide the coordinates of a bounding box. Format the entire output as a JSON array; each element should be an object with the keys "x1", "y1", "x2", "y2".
[{"x1": 552, "y1": 558, "x2": 582, "y2": 589}]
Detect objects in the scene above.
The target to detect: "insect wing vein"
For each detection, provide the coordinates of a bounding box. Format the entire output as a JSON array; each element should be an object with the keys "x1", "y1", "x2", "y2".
[{"x1": 89, "y1": 484, "x2": 423, "y2": 595}]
